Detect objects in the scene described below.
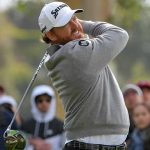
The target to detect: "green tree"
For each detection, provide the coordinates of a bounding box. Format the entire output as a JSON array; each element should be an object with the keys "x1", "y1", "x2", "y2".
[
  {"x1": 0, "y1": 13, "x2": 33, "y2": 99},
  {"x1": 112, "y1": 0, "x2": 142, "y2": 27},
  {"x1": 115, "y1": 8, "x2": 150, "y2": 83}
]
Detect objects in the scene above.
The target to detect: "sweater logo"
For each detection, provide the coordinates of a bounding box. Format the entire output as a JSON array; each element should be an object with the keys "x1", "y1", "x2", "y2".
[{"x1": 78, "y1": 40, "x2": 89, "y2": 46}]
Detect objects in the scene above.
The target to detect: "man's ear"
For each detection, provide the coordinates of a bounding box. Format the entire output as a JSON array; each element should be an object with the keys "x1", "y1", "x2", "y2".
[{"x1": 45, "y1": 31, "x2": 57, "y2": 42}]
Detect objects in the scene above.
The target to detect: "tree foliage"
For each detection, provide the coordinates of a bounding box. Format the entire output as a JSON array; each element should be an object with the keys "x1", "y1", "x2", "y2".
[
  {"x1": 115, "y1": 8, "x2": 150, "y2": 84},
  {"x1": 109, "y1": 0, "x2": 143, "y2": 27}
]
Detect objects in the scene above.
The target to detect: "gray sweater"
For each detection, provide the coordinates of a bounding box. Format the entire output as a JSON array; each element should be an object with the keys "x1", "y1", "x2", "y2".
[{"x1": 45, "y1": 21, "x2": 130, "y2": 140}]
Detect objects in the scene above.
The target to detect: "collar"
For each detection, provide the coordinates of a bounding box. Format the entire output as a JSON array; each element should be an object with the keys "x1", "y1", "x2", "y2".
[{"x1": 46, "y1": 45, "x2": 61, "y2": 56}]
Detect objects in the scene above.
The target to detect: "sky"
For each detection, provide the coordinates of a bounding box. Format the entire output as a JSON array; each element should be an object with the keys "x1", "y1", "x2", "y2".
[{"x1": 0, "y1": 0, "x2": 150, "y2": 11}]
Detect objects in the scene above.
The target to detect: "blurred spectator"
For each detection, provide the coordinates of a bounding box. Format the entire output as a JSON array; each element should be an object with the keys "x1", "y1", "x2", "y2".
[
  {"x1": 137, "y1": 81, "x2": 150, "y2": 107},
  {"x1": 122, "y1": 84, "x2": 143, "y2": 143},
  {"x1": 129, "y1": 103, "x2": 150, "y2": 150},
  {"x1": 21, "y1": 85, "x2": 64, "y2": 150},
  {"x1": 0, "y1": 85, "x2": 5, "y2": 97},
  {"x1": 0, "y1": 103, "x2": 18, "y2": 150},
  {"x1": 0, "y1": 95, "x2": 22, "y2": 127},
  {"x1": 123, "y1": 84, "x2": 143, "y2": 112},
  {"x1": 0, "y1": 95, "x2": 17, "y2": 107}
]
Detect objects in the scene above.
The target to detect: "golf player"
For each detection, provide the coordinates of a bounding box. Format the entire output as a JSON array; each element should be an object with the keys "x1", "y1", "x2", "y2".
[{"x1": 38, "y1": 1, "x2": 130, "y2": 150}]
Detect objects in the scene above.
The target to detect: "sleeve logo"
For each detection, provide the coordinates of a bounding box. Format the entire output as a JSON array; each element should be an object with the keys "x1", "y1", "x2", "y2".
[{"x1": 78, "y1": 40, "x2": 89, "y2": 46}]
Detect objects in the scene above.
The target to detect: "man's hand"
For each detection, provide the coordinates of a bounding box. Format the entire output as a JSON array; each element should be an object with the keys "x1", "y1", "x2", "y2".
[{"x1": 29, "y1": 138, "x2": 51, "y2": 150}]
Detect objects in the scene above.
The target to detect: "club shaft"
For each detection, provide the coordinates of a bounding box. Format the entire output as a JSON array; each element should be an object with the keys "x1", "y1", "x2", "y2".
[{"x1": 7, "y1": 51, "x2": 48, "y2": 130}]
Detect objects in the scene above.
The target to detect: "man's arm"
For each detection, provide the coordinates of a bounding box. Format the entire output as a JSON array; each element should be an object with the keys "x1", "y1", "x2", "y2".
[{"x1": 76, "y1": 20, "x2": 129, "y2": 72}]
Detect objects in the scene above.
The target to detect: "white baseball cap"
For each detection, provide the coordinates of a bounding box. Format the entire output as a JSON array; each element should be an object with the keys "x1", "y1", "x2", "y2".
[
  {"x1": 122, "y1": 84, "x2": 143, "y2": 96},
  {"x1": 38, "y1": 2, "x2": 83, "y2": 33},
  {"x1": 0, "y1": 95, "x2": 17, "y2": 107}
]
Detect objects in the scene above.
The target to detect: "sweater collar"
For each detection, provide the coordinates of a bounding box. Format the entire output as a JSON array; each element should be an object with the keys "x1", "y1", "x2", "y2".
[{"x1": 47, "y1": 44, "x2": 61, "y2": 56}]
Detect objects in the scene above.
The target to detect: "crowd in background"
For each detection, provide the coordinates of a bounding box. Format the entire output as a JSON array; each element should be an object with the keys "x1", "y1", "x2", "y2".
[
  {"x1": 0, "y1": 81, "x2": 150, "y2": 150},
  {"x1": 122, "y1": 81, "x2": 150, "y2": 150},
  {"x1": 0, "y1": 85, "x2": 64, "y2": 150}
]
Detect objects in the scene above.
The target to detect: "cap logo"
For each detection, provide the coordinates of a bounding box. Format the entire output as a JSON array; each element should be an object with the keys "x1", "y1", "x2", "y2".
[{"x1": 51, "y1": 4, "x2": 68, "y2": 19}]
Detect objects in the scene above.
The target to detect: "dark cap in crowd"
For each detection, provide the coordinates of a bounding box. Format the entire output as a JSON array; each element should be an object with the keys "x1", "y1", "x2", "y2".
[
  {"x1": 122, "y1": 84, "x2": 143, "y2": 96},
  {"x1": 137, "y1": 81, "x2": 150, "y2": 89}
]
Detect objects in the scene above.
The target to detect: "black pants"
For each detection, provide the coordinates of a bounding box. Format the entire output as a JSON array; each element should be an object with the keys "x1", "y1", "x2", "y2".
[{"x1": 63, "y1": 140, "x2": 127, "y2": 150}]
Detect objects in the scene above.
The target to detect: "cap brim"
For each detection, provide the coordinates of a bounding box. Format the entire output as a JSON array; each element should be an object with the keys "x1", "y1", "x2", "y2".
[
  {"x1": 75, "y1": 9, "x2": 84, "y2": 13},
  {"x1": 54, "y1": 9, "x2": 84, "y2": 28}
]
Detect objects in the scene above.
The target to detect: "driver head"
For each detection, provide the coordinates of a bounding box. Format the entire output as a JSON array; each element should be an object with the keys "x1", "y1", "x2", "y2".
[{"x1": 4, "y1": 130, "x2": 26, "y2": 150}]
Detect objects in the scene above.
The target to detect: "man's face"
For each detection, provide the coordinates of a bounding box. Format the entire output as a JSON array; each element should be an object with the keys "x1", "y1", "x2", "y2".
[
  {"x1": 46, "y1": 15, "x2": 84, "y2": 45},
  {"x1": 35, "y1": 94, "x2": 51, "y2": 113},
  {"x1": 124, "y1": 89, "x2": 142, "y2": 111}
]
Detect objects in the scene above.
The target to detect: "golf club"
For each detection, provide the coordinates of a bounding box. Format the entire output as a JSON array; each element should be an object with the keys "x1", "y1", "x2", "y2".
[{"x1": 3, "y1": 46, "x2": 51, "y2": 150}]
